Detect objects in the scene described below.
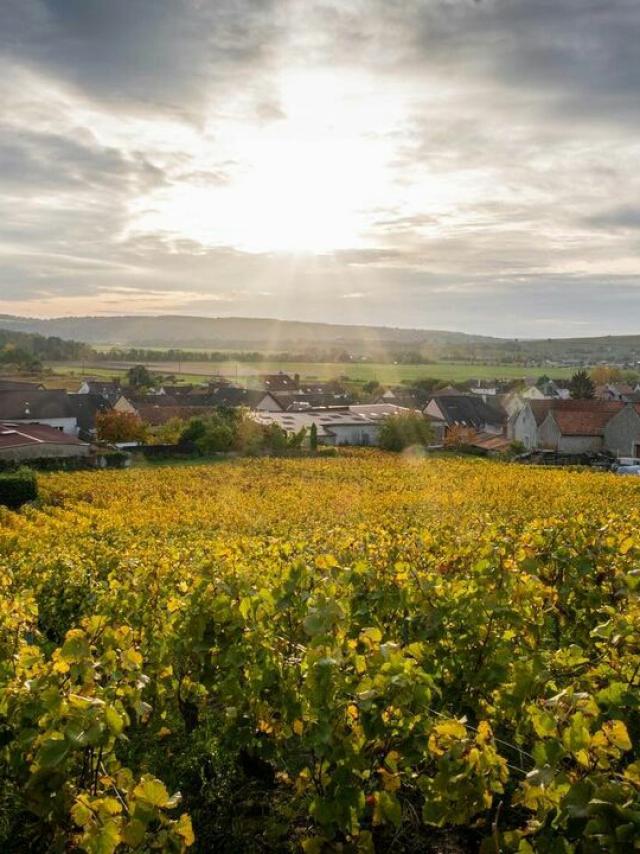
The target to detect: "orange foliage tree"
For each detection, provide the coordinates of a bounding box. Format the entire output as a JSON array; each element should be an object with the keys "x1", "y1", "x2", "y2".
[{"x1": 96, "y1": 410, "x2": 147, "y2": 443}]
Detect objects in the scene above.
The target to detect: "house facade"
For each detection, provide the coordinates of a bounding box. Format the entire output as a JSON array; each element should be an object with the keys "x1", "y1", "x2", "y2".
[
  {"x1": 251, "y1": 409, "x2": 381, "y2": 446},
  {"x1": 536, "y1": 402, "x2": 625, "y2": 453},
  {"x1": 603, "y1": 405, "x2": 640, "y2": 458}
]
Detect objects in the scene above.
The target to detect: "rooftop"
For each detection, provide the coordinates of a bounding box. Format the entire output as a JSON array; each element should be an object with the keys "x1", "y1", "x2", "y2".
[{"x1": 0, "y1": 422, "x2": 87, "y2": 449}]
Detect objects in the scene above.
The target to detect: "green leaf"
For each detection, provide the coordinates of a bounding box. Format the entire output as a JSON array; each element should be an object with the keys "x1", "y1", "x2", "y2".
[
  {"x1": 121, "y1": 819, "x2": 146, "y2": 847},
  {"x1": 60, "y1": 629, "x2": 90, "y2": 662},
  {"x1": 71, "y1": 798, "x2": 93, "y2": 828},
  {"x1": 37, "y1": 734, "x2": 70, "y2": 769},
  {"x1": 84, "y1": 819, "x2": 121, "y2": 854},
  {"x1": 105, "y1": 705, "x2": 124, "y2": 736},
  {"x1": 374, "y1": 791, "x2": 402, "y2": 829}
]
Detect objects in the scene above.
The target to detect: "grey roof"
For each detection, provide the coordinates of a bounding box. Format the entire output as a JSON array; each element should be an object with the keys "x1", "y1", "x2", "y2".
[
  {"x1": 430, "y1": 395, "x2": 506, "y2": 428},
  {"x1": 0, "y1": 380, "x2": 45, "y2": 391},
  {"x1": 68, "y1": 393, "x2": 112, "y2": 433},
  {"x1": 271, "y1": 391, "x2": 354, "y2": 410},
  {"x1": 0, "y1": 389, "x2": 75, "y2": 420}
]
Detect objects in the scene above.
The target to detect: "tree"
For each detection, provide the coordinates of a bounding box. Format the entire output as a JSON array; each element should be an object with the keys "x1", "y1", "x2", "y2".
[
  {"x1": 127, "y1": 364, "x2": 155, "y2": 388},
  {"x1": 180, "y1": 414, "x2": 236, "y2": 455},
  {"x1": 196, "y1": 422, "x2": 234, "y2": 455},
  {"x1": 233, "y1": 413, "x2": 265, "y2": 455},
  {"x1": 180, "y1": 418, "x2": 207, "y2": 445},
  {"x1": 378, "y1": 413, "x2": 434, "y2": 452},
  {"x1": 444, "y1": 425, "x2": 477, "y2": 450},
  {"x1": 96, "y1": 410, "x2": 147, "y2": 443},
  {"x1": 569, "y1": 370, "x2": 595, "y2": 400},
  {"x1": 362, "y1": 380, "x2": 382, "y2": 397},
  {"x1": 309, "y1": 422, "x2": 318, "y2": 451},
  {"x1": 590, "y1": 365, "x2": 623, "y2": 386},
  {"x1": 149, "y1": 417, "x2": 185, "y2": 445}
]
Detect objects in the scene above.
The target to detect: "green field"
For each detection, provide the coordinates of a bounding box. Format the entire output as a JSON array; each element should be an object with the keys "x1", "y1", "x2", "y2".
[{"x1": 48, "y1": 359, "x2": 573, "y2": 386}]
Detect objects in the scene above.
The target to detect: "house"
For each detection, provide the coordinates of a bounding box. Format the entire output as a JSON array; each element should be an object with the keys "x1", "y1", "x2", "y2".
[
  {"x1": 68, "y1": 393, "x2": 112, "y2": 440},
  {"x1": 77, "y1": 379, "x2": 122, "y2": 403},
  {"x1": 509, "y1": 400, "x2": 553, "y2": 449},
  {"x1": 538, "y1": 380, "x2": 570, "y2": 399},
  {"x1": 424, "y1": 395, "x2": 506, "y2": 436},
  {"x1": 157, "y1": 384, "x2": 196, "y2": 397},
  {"x1": 0, "y1": 390, "x2": 78, "y2": 434},
  {"x1": 375, "y1": 387, "x2": 422, "y2": 407},
  {"x1": 0, "y1": 422, "x2": 91, "y2": 462},
  {"x1": 603, "y1": 404, "x2": 640, "y2": 458},
  {"x1": 595, "y1": 383, "x2": 636, "y2": 402},
  {"x1": 266, "y1": 390, "x2": 354, "y2": 411},
  {"x1": 251, "y1": 409, "x2": 381, "y2": 446},
  {"x1": 210, "y1": 387, "x2": 277, "y2": 410},
  {"x1": 537, "y1": 401, "x2": 624, "y2": 453},
  {"x1": 260, "y1": 372, "x2": 299, "y2": 392},
  {"x1": 350, "y1": 403, "x2": 445, "y2": 443},
  {"x1": 496, "y1": 392, "x2": 526, "y2": 420},
  {"x1": 521, "y1": 386, "x2": 546, "y2": 400},
  {"x1": 0, "y1": 380, "x2": 45, "y2": 391}
]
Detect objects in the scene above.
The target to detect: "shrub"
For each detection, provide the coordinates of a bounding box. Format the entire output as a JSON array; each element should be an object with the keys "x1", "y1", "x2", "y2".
[
  {"x1": 378, "y1": 412, "x2": 434, "y2": 451},
  {"x1": 0, "y1": 467, "x2": 38, "y2": 508}
]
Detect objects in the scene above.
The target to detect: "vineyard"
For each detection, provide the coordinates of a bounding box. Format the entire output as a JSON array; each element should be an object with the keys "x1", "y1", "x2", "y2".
[{"x1": 1, "y1": 453, "x2": 640, "y2": 852}]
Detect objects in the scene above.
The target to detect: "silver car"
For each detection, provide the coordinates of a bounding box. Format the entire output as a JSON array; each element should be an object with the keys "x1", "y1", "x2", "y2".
[{"x1": 616, "y1": 464, "x2": 640, "y2": 476}]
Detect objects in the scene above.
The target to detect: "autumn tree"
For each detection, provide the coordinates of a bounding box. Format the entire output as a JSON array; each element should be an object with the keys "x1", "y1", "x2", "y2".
[
  {"x1": 589, "y1": 365, "x2": 623, "y2": 386},
  {"x1": 96, "y1": 410, "x2": 147, "y2": 443},
  {"x1": 444, "y1": 424, "x2": 477, "y2": 449}
]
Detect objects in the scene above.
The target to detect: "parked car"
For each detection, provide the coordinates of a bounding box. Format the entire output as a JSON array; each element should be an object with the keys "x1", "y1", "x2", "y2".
[{"x1": 615, "y1": 464, "x2": 640, "y2": 476}]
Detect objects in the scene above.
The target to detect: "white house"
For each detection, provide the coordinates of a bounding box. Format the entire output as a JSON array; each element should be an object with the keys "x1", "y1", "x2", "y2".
[{"x1": 251, "y1": 409, "x2": 381, "y2": 446}]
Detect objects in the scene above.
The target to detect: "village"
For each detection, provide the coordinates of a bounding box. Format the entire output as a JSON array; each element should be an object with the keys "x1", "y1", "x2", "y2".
[{"x1": 1, "y1": 368, "x2": 640, "y2": 470}]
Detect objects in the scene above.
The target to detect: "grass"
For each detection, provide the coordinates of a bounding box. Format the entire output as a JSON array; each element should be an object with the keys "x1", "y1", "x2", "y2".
[{"x1": 47, "y1": 359, "x2": 573, "y2": 386}]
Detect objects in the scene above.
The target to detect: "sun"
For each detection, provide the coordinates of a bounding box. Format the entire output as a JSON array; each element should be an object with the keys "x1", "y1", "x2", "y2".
[{"x1": 132, "y1": 70, "x2": 402, "y2": 255}]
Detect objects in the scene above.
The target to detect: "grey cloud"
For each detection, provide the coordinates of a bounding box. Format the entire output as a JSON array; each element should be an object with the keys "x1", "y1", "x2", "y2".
[
  {"x1": 308, "y1": 1, "x2": 640, "y2": 126},
  {"x1": 2, "y1": 0, "x2": 283, "y2": 116},
  {"x1": 585, "y1": 207, "x2": 640, "y2": 231},
  {"x1": 0, "y1": 126, "x2": 165, "y2": 194}
]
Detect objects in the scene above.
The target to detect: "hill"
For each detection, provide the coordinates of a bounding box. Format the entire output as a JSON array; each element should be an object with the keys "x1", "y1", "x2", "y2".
[
  {"x1": 1, "y1": 314, "x2": 639, "y2": 365},
  {"x1": 0, "y1": 314, "x2": 499, "y2": 354}
]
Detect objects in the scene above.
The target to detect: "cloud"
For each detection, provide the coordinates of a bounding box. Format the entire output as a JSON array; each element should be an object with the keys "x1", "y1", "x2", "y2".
[
  {"x1": 2, "y1": 0, "x2": 284, "y2": 118},
  {"x1": 1, "y1": 0, "x2": 640, "y2": 335},
  {"x1": 585, "y1": 206, "x2": 640, "y2": 231}
]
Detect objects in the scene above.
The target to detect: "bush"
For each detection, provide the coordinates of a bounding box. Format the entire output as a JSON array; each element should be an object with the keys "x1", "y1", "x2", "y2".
[
  {"x1": 0, "y1": 468, "x2": 38, "y2": 508},
  {"x1": 0, "y1": 456, "x2": 91, "y2": 473},
  {"x1": 378, "y1": 412, "x2": 435, "y2": 451},
  {"x1": 196, "y1": 423, "x2": 234, "y2": 455},
  {"x1": 99, "y1": 451, "x2": 131, "y2": 469}
]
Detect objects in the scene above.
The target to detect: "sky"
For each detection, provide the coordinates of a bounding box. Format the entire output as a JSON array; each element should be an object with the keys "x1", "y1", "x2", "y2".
[{"x1": 1, "y1": 0, "x2": 640, "y2": 338}]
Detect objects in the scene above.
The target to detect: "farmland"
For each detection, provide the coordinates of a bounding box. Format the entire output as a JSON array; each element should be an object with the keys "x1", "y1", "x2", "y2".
[
  {"x1": 47, "y1": 359, "x2": 574, "y2": 386},
  {"x1": 1, "y1": 453, "x2": 639, "y2": 852}
]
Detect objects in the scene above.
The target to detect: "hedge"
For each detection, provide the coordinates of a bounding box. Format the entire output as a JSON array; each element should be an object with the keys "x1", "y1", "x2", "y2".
[{"x1": 0, "y1": 469, "x2": 38, "y2": 509}]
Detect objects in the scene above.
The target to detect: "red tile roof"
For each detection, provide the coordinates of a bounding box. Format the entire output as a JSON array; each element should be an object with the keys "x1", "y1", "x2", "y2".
[{"x1": 547, "y1": 400, "x2": 627, "y2": 436}]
